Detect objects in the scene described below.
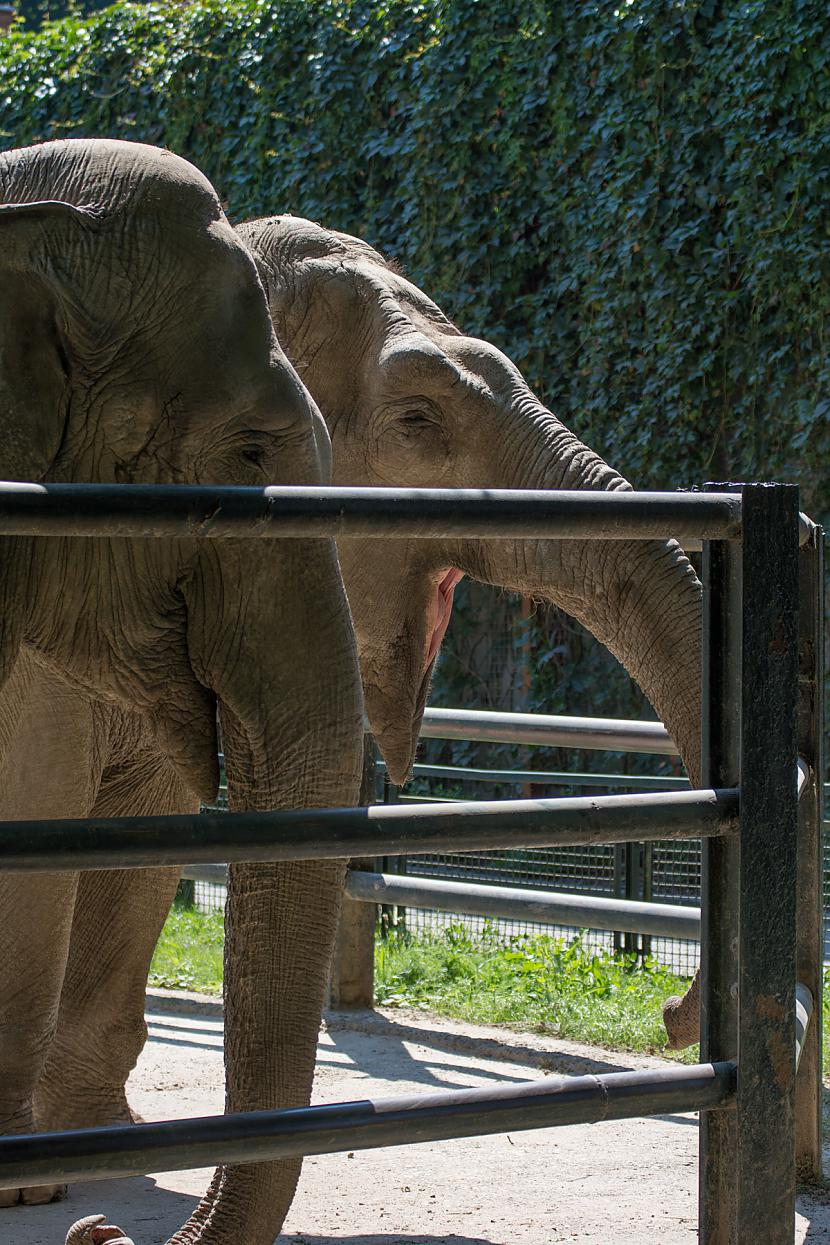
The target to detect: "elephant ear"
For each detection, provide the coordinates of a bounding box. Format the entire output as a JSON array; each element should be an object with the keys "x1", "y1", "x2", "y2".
[
  {"x1": 0, "y1": 199, "x2": 100, "y2": 705},
  {"x1": 0, "y1": 199, "x2": 100, "y2": 481}
]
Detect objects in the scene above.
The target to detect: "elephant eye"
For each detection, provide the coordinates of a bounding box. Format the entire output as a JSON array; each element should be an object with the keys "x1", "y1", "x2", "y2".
[
  {"x1": 397, "y1": 409, "x2": 437, "y2": 430},
  {"x1": 240, "y1": 444, "x2": 266, "y2": 467}
]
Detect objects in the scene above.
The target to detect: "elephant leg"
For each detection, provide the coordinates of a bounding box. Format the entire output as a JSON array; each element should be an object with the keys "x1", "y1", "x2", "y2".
[
  {"x1": 36, "y1": 723, "x2": 198, "y2": 1132},
  {"x1": 0, "y1": 654, "x2": 105, "y2": 1206}
]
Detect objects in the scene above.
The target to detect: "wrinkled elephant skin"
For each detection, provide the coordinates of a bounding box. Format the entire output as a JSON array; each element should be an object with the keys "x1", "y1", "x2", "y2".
[
  {"x1": 240, "y1": 214, "x2": 702, "y2": 780},
  {"x1": 0, "y1": 141, "x2": 362, "y2": 1245}
]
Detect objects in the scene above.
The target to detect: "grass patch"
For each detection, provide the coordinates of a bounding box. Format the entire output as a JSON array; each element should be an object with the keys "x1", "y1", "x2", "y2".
[
  {"x1": 149, "y1": 901, "x2": 224, "y2": 995},
  {"x1": 376, "y1": 922, "x2": 699, "y2": 1061},
  {"x1": 149, "y1": 903, "x2": 830, "y2": 1075}
]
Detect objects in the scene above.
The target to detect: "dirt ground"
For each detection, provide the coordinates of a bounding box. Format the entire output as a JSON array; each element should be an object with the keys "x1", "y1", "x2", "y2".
[{"x1": 9, "y1": 992, "x2": 830, "y2": 1244}]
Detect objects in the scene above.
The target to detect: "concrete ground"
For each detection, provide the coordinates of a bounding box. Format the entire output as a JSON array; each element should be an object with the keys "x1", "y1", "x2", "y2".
[{"x1": 10, "y1": 995, "x2": 830, "y2": 1244}]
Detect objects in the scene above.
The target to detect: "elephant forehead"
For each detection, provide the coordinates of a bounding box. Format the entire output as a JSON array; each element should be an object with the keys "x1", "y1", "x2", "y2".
[{"x1": 0, "y1": 138, "x2": 223, "y2": 228}]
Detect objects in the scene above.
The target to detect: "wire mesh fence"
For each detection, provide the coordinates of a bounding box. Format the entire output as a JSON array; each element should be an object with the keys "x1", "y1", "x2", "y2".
[{"x1": 187, "y1": 738, "x2": 827, "y2": 982}]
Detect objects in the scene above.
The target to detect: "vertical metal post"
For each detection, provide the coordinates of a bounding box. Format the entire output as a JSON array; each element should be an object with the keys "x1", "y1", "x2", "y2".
[
  {"x1": 699, "y1": 487, "x2": 742, "y2": 1245},
  {"x1": 613, "y1": 843, "x2": 626, "y2": 955},
  {"x1": 794, "y1": 520, "x2": 824, "y2": 1179},
  {"x1": 735, "y1": 483, "x2": 800, "y2": 1239},
  {"x1": 328, "y1": 735, "x2": 378, "y2": 1009},
  {"x1": 381, "y1": 773, "x2": 403, "y2": 936},
  {"x1": 176, "y1": 878, "x2": 195, "y2": 908}
]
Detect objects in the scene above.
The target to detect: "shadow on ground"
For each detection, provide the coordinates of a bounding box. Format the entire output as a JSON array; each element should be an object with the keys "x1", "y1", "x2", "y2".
[
  {"x1": 324, "y1": 1009, "x2": 636, "y2": 1077},
  {"x1": 323, "y1": 1010, "x2": 697, "y2": 1126},
  {"x1": 9, "y1": 1176, "x2": 201, "y2": 1245},
  {"x1": 283, "y1": 1236, "x2": 501, "y2": 1244},
  {"x1": 282, "y1": 1235, "x2": 502, "y2": 1245}
]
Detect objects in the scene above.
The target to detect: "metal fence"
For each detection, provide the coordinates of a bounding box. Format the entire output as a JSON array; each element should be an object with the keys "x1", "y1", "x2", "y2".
[
  {"x1": 187, "y1": 720, "x2": 702, "y2": 971},
  {"x1": 0, "y1": 480, "x2": 821, "y2": 1245},
  {"x1": 383, "y1": 717, "x2": 699, "y2": 972}
]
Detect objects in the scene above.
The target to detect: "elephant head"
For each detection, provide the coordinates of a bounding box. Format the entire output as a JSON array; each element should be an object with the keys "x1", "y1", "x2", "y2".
[
  {"x1": 1, "y1": 142, "x2": 362, "y2": 806},
  {"x1": 1, "y1": 143, "x2": 363, "y2": 1242},
  {"x1": 238, "y1": 215, "x2": 702, "y2": 789}
]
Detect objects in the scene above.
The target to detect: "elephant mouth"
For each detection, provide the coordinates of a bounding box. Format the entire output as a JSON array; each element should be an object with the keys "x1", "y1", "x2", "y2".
[
  {"x1": 406, "y1": 568, "x2": 463, "y2": 774},
  {"x1": 363, "y1": 568, "x2": 463, "y2": 787},
  {"x1": 425, "y1": 568, "x2": 463, "y2": 668}
]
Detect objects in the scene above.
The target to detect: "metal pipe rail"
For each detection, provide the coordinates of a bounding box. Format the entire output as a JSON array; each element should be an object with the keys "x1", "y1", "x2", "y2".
[
  {"x1": 181, "y1": 865, "x2": 703, "y2": 939},
  {"x1": 407, "y1": 763, "x2": 690, "y2": 789},
  {"x1": 344, "y1": 870, "x2": 702, "y2": 940},
  {"x1": 0, "y1": 1062, "x2": 736, "y2": 1189},
  {"x1": 796, "y1": 983, "x2": 814, "y2": 1072},
  {"x1": 0, "y1": 482, "x2": 749, "y2": 541},
  {"x1": 0, "y1": 788, "x2": 737, "y2": 872},
  {"x1": 0, "y1": 481, "x2": 817, "y2": 1245},
  {"x1": 419, "y1": 706, "x2": 678, "y2": 754}
]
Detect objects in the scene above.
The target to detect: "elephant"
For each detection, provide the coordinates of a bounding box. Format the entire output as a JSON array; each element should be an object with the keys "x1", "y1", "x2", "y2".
[
  {"x1": 0, "y1": 140, "x2": 364, "y2": 1245},
  {"x1": 68, "y1": 211, "x2": 703, "y2": 1244},
  {"x1": 236, "y1": 214, "x2": 704, "y2": 1051},
  {"x1": 237, "y1": 214, "x2": 702, "y2": 786}
]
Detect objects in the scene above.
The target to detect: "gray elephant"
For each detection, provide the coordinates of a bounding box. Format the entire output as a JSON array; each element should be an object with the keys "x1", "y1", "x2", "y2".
[
  {"x1": 0, "y1": 141, "x2": 363, "y2": 1245},
  {"x1": 238, "y1": 214, "x2": 702, "y2": 784},
  {"x1": 77, "y1": 211, "x2": 703, "y2": 1245},
  {"x1": 238, "y1": 215, "x2": 703, "y2": 1051}
]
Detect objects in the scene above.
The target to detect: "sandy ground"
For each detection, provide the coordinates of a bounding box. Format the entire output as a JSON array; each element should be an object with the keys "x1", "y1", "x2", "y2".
[{"x1": 9, "y1": 994, "x2": 830, "y2": 1244}]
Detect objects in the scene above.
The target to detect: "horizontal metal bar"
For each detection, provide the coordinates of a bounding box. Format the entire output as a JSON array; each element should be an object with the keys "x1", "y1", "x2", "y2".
[
  {"x1": 407, "y1": 763, "x2": 690, "y2": 790},
  {"x1": 181, "y1": 864, "x2": 229, "y2": 884},
  {"x1": 796, "y1": 982, "x2": 814, "y2": 1072},
  {"x1": 797, "y1": 757, "x2": 809, "y2": 800},
  {"x1": 0, "y1": 1061, "x2": 735, "y2": 1187},
  {"x1": 0, "y1": 789, "x2": 737, "y2": 872},
  {"x1": 420, "y1": 707, "x2": 679, "y2": 755},
  {"x1": 345, "y1": 870, "x2": 702, "y2": 939},
  {"x1": 0, "y1": 483, "x2": 745, "y2": 541}
]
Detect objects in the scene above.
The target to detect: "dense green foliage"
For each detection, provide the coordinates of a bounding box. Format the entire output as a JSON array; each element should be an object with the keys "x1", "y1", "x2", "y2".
[
  {"x1": 1, "y1": 0, "x2": 827, "y2": 730},
  {"x1": 2, "y1": 0, "x2": 827, "y2": 512},
  {"x1": 13, "y1": 0, "x2": 111, "y2": 30}
]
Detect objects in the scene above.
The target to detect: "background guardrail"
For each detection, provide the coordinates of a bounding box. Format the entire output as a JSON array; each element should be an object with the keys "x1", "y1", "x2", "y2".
[
  {"x1": 0, "y1": 481, "x2": 819, "y2": 1245},
  {"x1": 184, "y1": 713, "x2": 829, "y2": 978}
]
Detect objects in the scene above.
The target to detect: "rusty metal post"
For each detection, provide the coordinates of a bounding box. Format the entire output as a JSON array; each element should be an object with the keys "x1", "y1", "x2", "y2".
[
  {"x1": 699, "y1": 487, "x2": 742, "y2": 1244},
  {"x1": 328, "y1": 735, "x2": 378, "y2": 1009},
  {"x1": 795, "y1": 520, "x2": 824, "y2": 1179},
  {"x1": 736, "y1": 484, "x2": 800, "y2": 1240}
]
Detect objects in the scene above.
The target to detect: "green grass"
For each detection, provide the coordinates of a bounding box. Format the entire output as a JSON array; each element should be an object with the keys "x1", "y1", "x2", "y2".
[
  {"x1": 375, "y1": 921, "x2": 699, "y2": 1061},
  {"x1": 150, "y1": 903, "x2": 830, "y2": 1074},
  {"x1": 149, "y1": 902, "x2": 224, "y2": 995}
]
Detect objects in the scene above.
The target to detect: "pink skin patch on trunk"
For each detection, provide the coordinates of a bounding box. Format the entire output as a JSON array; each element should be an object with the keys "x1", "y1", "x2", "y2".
[{"x1": 425, "y1": 569, "x2": 463, "y2": 669}]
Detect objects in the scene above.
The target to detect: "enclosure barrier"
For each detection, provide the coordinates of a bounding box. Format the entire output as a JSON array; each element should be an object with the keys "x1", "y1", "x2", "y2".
[
  {"x1": 0, "y1": 481, "x2": 821, "y2": 1245},
  {"x1": 330, "y1": 728, "x2": 812, "y2": 959}
]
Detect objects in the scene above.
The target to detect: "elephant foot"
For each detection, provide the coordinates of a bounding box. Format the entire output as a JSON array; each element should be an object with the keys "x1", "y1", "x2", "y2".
[
  {"x1": 0, "y1": 1101, "x2": 67, "y2": 1207},
  {"x1": 66, "y1": 1214, "x2": 135, "y2": 1245}
]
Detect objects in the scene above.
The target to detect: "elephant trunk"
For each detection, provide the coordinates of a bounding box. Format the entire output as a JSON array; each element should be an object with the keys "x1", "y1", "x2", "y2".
[
  {"x1": 454, "y1": 412, "x2": 704, "y2": 1051},
  {"x1": 459, "y1": 411, "x2": 703, "y2": 784},
  {"x1": 169, "y1": 537, "x2": 363, "y2": 1245}
]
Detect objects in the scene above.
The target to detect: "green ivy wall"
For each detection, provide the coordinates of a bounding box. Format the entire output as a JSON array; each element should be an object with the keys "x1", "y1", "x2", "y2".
[{"x1": 1, "y1": 0, "x2": 827, "y2": 737}]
